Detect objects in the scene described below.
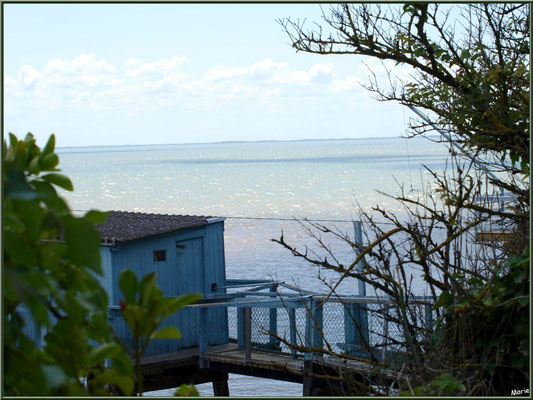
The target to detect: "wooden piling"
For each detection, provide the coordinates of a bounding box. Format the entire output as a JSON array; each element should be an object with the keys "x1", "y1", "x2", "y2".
[
  {"x1": 289, "y1": 307, "x2": 297, "y2": 359},
  {"x1": 302, "y1": 359, "x2": 314, "y2": 396},
  {"x1": 212, "y1": 372, "x2": 230, "y2": 396},
  {"x1": 269, "y1": 284, "x2": 278, "y2": 345},
  {"x1": 243, "y1": 307, "x2": 252, "y2": 362}
]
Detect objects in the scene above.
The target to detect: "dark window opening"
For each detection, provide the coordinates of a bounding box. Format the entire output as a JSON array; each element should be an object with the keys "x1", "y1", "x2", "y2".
[{"x1": 153, "y1": 250, "x2": 166, "y2": 262}]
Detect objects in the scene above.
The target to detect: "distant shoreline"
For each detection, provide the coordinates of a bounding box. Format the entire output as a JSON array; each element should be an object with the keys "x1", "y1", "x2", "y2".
[{"x1": 56, "y1": 135, "x2": 439, "y2": 150}]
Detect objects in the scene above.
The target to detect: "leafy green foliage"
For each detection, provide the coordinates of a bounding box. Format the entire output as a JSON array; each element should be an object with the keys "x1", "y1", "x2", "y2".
[
  {"x1": 398, "y1": 5, "x2": 529, "y2": 175},
  {"x1": 419, "y1": 250, "x2": 529, "y2": 396},
  {"x1": 281, "y1": 4, "x2": 529, "y2": 395},
  {"x1": 175, "y1": 383, "x2": 200, "y2": 397},
  {"x1": 118, "y1": 269, "x2": 202, "y2": 394},
  {"x1": 407, "y1": 373, "x2": 466, "y2": 396},
  {"x1": 439, "y1": 251, "x2": 529, "y2": 393},
  {"x1": 3, "y1": 133, "x2": 134, "y2": 395},
  {"x1": 282, "y1": 3, "x2": 530, "y2": 179},
  {"x1": 4, "y1": 133, "x2": 203, "y2": 396}
]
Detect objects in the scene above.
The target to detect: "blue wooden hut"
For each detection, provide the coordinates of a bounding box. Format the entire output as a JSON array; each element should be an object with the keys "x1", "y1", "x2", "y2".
[{"x1": 96, "y1": 211, "x2": 229, "y2": 356}]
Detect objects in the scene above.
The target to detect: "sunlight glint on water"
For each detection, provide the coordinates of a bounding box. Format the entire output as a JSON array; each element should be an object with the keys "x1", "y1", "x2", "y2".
[{"x1": 58, "y1": 138, "x2": 449, "y2": 396}]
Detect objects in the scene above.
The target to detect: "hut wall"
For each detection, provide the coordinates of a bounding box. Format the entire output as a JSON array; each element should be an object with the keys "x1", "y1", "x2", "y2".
[
  {"x1": 98, "y1": 247, "x2": 114, "y2": 303},
  {"x1": 108, "y1": 222, "x2": 228, "y2": 354}
]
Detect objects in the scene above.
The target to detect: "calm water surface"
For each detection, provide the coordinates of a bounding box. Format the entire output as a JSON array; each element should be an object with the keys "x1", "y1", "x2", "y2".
[{"x1": 58, "y1": 138, "x2": 449, "y2": 396}]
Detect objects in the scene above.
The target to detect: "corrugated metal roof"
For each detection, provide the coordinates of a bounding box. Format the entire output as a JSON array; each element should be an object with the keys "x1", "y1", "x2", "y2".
[{"x1": 97, "y1": 211, "x2": 211, "y2": 245}]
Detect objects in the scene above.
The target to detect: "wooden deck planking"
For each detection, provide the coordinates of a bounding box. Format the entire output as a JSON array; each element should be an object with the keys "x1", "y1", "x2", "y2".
[
  {"x1": 140, "y1": 343, "x2": 394, "y2": 377},
  {"x1": 204, "y1": 348, "x2": 305, "y2": 373},
  {"x1": 203, "y1": 346, "x2": 395, "y2": 380},
  {"x1": 139, "y1": 343, "x2": 398, "y2": 393},
  {"x1": 140, "y1": 343, "x2": 236, "y2": 374}
]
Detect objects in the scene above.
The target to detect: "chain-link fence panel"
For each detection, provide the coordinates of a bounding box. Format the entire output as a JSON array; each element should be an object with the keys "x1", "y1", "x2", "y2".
[{"x1": 222, "y1": 294, "x2": 433, "y2": 363}]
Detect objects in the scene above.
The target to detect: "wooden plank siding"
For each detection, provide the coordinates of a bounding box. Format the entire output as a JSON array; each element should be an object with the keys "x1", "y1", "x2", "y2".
[
  {"x1": 20, "y1": 217, "x2": 229, "y2": 359},
  {"x1": 97, "y1": 247, "x2": 114, "y2": 303},
  {"x1": 108, "y1": 221, "x2": 228, "y2": 356}
]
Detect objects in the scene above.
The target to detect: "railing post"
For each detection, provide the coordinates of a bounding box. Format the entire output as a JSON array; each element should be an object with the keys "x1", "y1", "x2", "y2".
[
  {"x1": 304, "y1": 299, "x2": 313, "y2": 361},
  {"x1": 353, "y1": 221, "x2": 366, "y2": 297},
  {"x1": 237, "y1": 307, "x2": 245, "y2": 349},
  {"x1": 303, "y1": 297, "x2": 316, "y2": 396},
  {"x1": 344, "y1": 300, "x2": 369, "y2": 357},
  {"x1": 243, "y1": 307, "x2": 252, "y2": 362},
  {"x1": 269, "y1": 284, "x2": 277, "y2": 344},
  {"x1": 289, "y1": 307, "x2": 297, "y2": 359},
  {"x1": 312, "y1": 299, "x2": 323, "y2": 358},
  {"x1": 381, "y1": 307, "x2": 389, "y2": 362},
  {"x1": 424, "y1": 303, "x2": 433, "y2": 335},
  {"x1": 199, "y1": 306, "x2": 208, "y2": 368}
]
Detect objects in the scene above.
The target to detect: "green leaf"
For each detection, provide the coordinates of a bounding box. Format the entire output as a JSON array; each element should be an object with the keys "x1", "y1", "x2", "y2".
[
  {"x1": 121, "y1": 304, "x2": 144, "y2": 333},
  {"x1": 7, "y1": 270, "x2": 50, "y2": 327},
  {"x1": 139, "y1": 272, "x2": 158, "y2": 305},
  {"x1": 24, "y1": 132, "x2": 36, "y2": 146},
  {"x1": 433, "y1": 291, "x2": 453, "y2": 309},
  {"x1": 63, "y1": 216, "x2": 102, "y2": 273},
  {"x1": 4, "y1": 213, "x2": 26, "y2": 233},
  {"x1": 4, "y1": 229, "x2": 38, "y2": 267},
  {"x1": 512, "y1": 268, "x2": 526, "y2": 284},
  {"x1": 150, "y1": 326, "x2": 182, "y2": 340},
  {"x1": 467, "y1": 277, "x2": 483, "y2": 286},
  {"x1": 110, "y1": 348, "x2": 134, "y2": 377},
  {"x1": 87, "y1": 343, "x2": 121, "y2": 365},
  {"x1": 517, "y1": 296, "x2": 529, "y2": 307},
  {"x1": 9, "y1": 132, "x2": 19, "y2": 147},
  {"x1": 163, "y1": 293, "x2": 203, "y2": 318},
  {"x1": 84, "y1": 210, "x2": 110, "y2": 224},
  {"x1": 28, "y1": 155, "x2": 41, "y2": 175},
  {"x1": 3, "y1": 133, "x2": 127, "y2": 396},
  {"x1": 82, "y1": 284, "x2": 109, "y2": 312},
  {"x1": 90, "y1": 312, "x2": 112, "y2": 341},
  {"x1": 42, "y1": 134, "x2": 55, "y2": 155},
  {"x1": 4, "y1": 169, "x2": 38, "y2": 200},
  {"x1": 33, "y1": 181, "x2": 69, "y2": 212},
  {"x1": 39, "y1": 153, "x2": 59, "y2": 170},
  {"x1": 41, "y1": 364, "x2": 67, "y2": 390},
  {"x1": 139, "y1": 299, "x2": 170, "y2": 332},
  {"x1": 41, "y1": 173, "x2": 73, "y2": 191},
  {"x1": 91, "y1": 369, "x2": 134, "y2": 396},
  {"x1": 483, "y1": 297, "x2": 494, "y2": 306},
  {"x1": 174, "y1": 383, "x2": 199, "y2": 397},
  {"x1": 119, "y1": 270, "x2": 138, "y2": 304},
  {"x1": 414, "y1": 47, "x2": 424, "y2": 57}
]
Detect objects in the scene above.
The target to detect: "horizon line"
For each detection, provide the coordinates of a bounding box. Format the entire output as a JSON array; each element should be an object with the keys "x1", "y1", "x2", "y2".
[{"x1": 55, "y1": 135, "x2": 434, "y2": 149}]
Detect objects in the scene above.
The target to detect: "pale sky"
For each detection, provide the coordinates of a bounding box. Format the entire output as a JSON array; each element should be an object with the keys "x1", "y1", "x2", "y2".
[{"x1": 4, "y1": 3, "x2": 410, "y2": 147}]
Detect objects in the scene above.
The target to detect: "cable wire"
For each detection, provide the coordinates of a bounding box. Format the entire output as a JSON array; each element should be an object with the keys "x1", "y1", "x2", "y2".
[{"x1": 72, "y1": 209, "x2": 447, "y2": 229}]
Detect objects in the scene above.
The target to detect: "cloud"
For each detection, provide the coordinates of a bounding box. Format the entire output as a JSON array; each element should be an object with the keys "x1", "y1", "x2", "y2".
[
  {"x1": 4, "y1": 54, "x2": 371, "y2": 116},
  {"x1": 201, "y1": 59, "x2": 341, "y2": 104},
  {"x1": 330, "y1": 75, "x2": 360, "y2": 93},
  {"x1": 205, "y1": 59, "x2": 289, "y2": 82},
  {"x1": 18, "y1": 65, "x2": 44, "y2": 88},
  {"x1": 277, "y1": 63, "x2": 335, "y2": 85},
  {"x1": 205, "y1": 59, "x2": 335, "y2": 86},
  {"x1": 43, "y1": 54, "x2": 118, "y2": 88},
  {"x1": 205, "y1": 65, "x2": 249, "y2": 81},
  {"x1": 124, "y1": 55, "x2": 189, "y2": 78},
  {"x1": 46, "y1": 53, "x2": 116, "y2": 75}
]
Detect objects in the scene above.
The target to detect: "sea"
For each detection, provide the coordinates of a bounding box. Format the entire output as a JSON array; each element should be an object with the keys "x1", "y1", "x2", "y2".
[{"x1": 57, "y1": 137, "x2": 450, "y2": 396}]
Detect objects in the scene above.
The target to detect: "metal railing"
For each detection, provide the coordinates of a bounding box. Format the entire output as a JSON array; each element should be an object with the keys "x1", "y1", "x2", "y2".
[
  {"x1": 194, "y1": 280, "x2": 434, "y2": 364},
  {"x1": 16, "y1": 279, "x2": 434, "y2": 365}
]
